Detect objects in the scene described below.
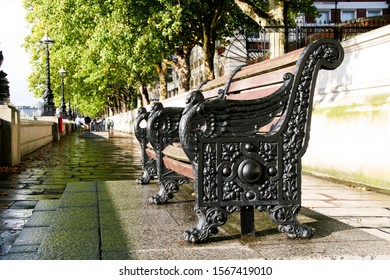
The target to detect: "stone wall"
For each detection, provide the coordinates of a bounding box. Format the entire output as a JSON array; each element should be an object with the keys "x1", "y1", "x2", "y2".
[
  {"x1": 20, "y1": 119, "x2": 54, "y2": 157},
  {"x1": 0, "y1": 105, "x2": 20, "y2": 166},
  {"x1": 1, "y1": 110, "x2": 75, "y2": 166},
  {"x1": 303, "y1": 25, "x2": 390, "y2": 192},
  {"x1": 110, "y1": 111, "x2": 135, "y2": 134}
]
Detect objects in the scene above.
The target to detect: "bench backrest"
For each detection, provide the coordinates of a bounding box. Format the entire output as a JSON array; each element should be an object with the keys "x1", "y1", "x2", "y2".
[
  {"x1": 180, "y1": 38, "x2": 344, "y2": 160},
  {"x1": 199, "y1": 47, "x2": 304, "y2": 101}
]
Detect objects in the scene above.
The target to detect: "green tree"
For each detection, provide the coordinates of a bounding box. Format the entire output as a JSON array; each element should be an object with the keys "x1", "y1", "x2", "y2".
[
  {"x1": 22, "y1": 0, "x2": 258, "y2": 113},
  {"x1": 23, "y1": 0, "x2": 151, "y2": 114}
]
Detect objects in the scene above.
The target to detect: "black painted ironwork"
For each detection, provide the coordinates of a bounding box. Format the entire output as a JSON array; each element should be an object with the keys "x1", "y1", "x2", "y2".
[
  {"x1": 134, "y1": 80, "x2": 209, "y2": 191},
  {"x1": 59, "y1": 68, "x2": 67, "y2": 118},
  {"x1": 134, "y1": 107, "x2": 157, "y2": 184},
  {"x1": 0, "y1": 51, "x2": 10, "y2": 105},
  {"x1": 146, "y1": 102, "x2": 189, "y2": 204},
  {"x1": 40, "y1": 33, "x2": 55, "y2": 116},
  {"x1": 67, "y1": 101, "x2": 73, "y2": 120},
  {"x1": 179, "y1": 39, "x2": 344, "y2": 243}
]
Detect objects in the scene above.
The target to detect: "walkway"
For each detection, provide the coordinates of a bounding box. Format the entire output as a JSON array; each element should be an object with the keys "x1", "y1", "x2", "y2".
[
  {"x1": 0, "y1": 131, "x2": 141, "y2": 256},
  {"x1": 1, "y1": 131, "x2": 390, "y2": 260}
]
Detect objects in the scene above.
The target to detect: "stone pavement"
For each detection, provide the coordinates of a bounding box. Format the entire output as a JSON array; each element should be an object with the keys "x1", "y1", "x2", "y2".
[
  {"x1": 1, "y1": 131, "x2": 390, "y2": 260},
  {"x1": 0, "y1": 130, "x2": 142, "y2": 256}
]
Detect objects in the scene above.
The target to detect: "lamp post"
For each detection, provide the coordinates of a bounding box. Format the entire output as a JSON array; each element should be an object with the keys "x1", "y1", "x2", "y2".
[
  {"x1": 40, "y1": 32, "x2": 55, "y2": 116},
  {"x1": 68, "y1": 100, "x2": 73, "y2": 120},
  {"x1": 58, "y1": 68, "x2": 67, "y2": 118},
  {"x1": 0, "y1": 50, "x2": 10, "y2": 105}
]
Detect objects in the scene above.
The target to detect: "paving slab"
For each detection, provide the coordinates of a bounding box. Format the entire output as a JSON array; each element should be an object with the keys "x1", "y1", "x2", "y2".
[
  {"x1": 312, "y1": 207, "x2": 390, "y2": 217},
  {"x1": 2, "y1": 133, "x2": 390, "y2": 261},
  {"x1": 329, "y1": 199, "x2": 390, "y2": 208},
  {"x1": 6, "y1": 180, "x2": 386, "y2": 260},
  {"x1": 33, "y1": 200, "x2": 61, "y2": 211},
  {"x1": 12, "y1": 227, "x2": 50, "y2": 246},
  {"x1": 24, "y1": 211, "x2": 56, "y2": 227},
  {"x1": 37, "y1": 229, "x2": 100, "y2": 260},
  {"x1": 337, "y1": 217, "x2": 390, "y2": 227}
]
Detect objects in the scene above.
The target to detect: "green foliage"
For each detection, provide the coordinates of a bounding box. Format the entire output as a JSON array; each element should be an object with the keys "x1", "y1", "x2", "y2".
[
  {"x1": 23, "y1": 0, "x2": 303, "y2": 115},
  {"x1": 23, "y1": 0, "x2": 157, "y2": 116}
]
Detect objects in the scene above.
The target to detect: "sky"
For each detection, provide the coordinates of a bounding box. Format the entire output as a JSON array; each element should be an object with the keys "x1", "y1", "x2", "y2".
[{"x1": 0, "y1": 0, "x2": 42, "y2": 106}]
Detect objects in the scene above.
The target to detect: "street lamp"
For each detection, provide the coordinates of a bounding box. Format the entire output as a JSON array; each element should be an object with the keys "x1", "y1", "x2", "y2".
[
  {"x1": 40, "y1": 32, "x2": 55, "y2": 116},
  {"x1": 68, "y1": 100, "x2": 73, "y2": 120},
  {"x1": 0, "y1": 50, "x2": 10, "y2": 105},
  {"x1": 58, "y1": 68, "x2": 67, "y2": 118}
]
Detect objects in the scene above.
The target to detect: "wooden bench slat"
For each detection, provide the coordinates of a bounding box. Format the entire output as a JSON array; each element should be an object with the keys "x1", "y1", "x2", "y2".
[
  {"x1": 146, "y1": 148, "x2": 157, "y2": 160},
  {"x1": 228, "y1": 65, "x2": 295, "y2": 95},
  {"x1": 162, "y1": 144, "x2": 190, "y2": 163},
  {"x1": 201, "y1": 48, "x2": 303, "y2": 94},
  {"x1": 163, "y1": 157, "x2": 194, "y2": 180},
  {"x1": 235, "y1": 48, "x2": 302, "y2": 79},
  {"x1": 227, "y1": 84, "x2": 283, "y2": 100}
]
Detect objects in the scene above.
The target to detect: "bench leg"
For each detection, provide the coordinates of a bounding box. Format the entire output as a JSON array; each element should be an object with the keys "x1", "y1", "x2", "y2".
[
  {"x1": 263, "y1": 204, "x2": 314, "y2": 238},
  {"x1": 184, "y1": 206, "x2": 255, "y2": 243},
  {"x1": 149, "y1": 177, "x2": 188, "y2": 204},
  {"x1": 241, "y1": 206, "x2": 255, "y2": 236},
  {"x1": 149, "y1": 179, "x2": 178, "y2": 204},
  {"x1": 136, "y1": 158, "x2": 157, "y2": 184},
  {"x1": 184, "y1": 206, "x2": 228, "y2": 243}
]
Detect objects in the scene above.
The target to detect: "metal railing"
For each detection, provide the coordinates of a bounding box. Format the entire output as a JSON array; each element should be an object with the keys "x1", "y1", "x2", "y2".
[{"x1": 248, "y1": 16, "x2": 390, "y2": 62}]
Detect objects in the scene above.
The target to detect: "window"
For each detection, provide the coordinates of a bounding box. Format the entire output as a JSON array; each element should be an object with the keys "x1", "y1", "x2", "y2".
[
  {"x1": 367, "y1": 10, "x2": 382, "y2": 17},
  {"x1": 341, "y1": 11, "x2": 356, "y2": 22},
  {"x1": 317, "y1": 11, "x2": 330, "y2": 24}
]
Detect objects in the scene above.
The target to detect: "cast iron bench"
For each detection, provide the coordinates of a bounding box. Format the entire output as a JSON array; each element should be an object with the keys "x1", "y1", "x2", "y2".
[
  {"x1": 134, "y1": 107, "x2": 157, "y2": 184},
  {"x1": 135, "y1": 38, "x2": 344, "y2": 243}
]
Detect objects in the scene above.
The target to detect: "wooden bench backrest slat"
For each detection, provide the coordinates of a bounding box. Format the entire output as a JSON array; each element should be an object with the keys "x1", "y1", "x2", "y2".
[
  {"x1": 199, "y1": 48, "x2": 303, "y2": 101},
  {"x1": 227, "y1": 65, "x2": 296, "y2": 97},
  {"x1": 235, "y1": 48, "x2": 302, "y2": 79},
  {"x1": 226, "y1": 83, "x2": 283, "y2": 100}
]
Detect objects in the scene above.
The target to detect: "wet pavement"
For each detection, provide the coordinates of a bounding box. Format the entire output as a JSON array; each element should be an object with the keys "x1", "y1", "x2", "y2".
[
  {"x1": 1, "y1": 130, "x2": 390, "y2": 260},
  {"x1": 0, "y1": 131, "x2": 142, "y2": 256}
]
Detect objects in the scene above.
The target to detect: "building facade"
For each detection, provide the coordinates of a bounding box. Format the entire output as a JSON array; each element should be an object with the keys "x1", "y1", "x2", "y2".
[{"x1": 314, "y1": 1, "x2": 389, "y2": 23}]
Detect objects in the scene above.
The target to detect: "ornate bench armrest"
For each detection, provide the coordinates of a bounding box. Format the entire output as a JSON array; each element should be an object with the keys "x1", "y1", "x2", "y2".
[{"x1": 147, "y1": 102, "x2": 184, "y2": 151}]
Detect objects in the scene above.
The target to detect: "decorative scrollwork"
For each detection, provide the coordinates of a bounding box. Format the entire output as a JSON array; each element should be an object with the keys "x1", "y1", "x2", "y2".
[
  {"x1": 262, "y1": 204, "x2": 313, "y2": 238},
  {"x1": 147, "y1": 103, "x2": 183, "y2": 151},
  {"x1": 202, "y1": 144, "x2": 218, "y2": 202},
  {"x1": 183, "y1": 207, "x2": 228, "y2": 243},
  {"x1": 278, "y1": 223, "x2": 314, "y2": 239},
  {"x1": 259, "y1": 179, "x2": 277, "y2": 200},
  {"x1": 222, "y1": 181, "x2": 243, "y2": 201},
  {"x1": 258, "y1": 142, "x2": 278, "y2": 162},
  {"x1": 224, "y1": 205, "x2": 241, "y2": 213},
  {"x1": 222, "y1": 143, "x2": 241, "y2": 162},
  {"x1": 281, "y1": 42, "x2": 342, "y2": 201},
  {"x1": 149, "y1": 179, "x2": 180, "y2": 204},
  {"x1": 136, "y1": 159, "x2": 157, "y2": 184}
]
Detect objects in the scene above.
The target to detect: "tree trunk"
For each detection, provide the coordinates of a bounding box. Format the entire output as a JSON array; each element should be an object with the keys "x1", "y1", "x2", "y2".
[
  {"x1": 175, "y1": 47, "x2": 191, "y2": 94},
  {"x1": 268, "y1": 0, "x2": 285, "y2": 58},
  {"x1": 234, "y1": 0, "x2": 268, "y2": 26},
  {"x1": 139, "y1": 83, "x2": 150, "y2": 107},
  {"x1": 234, "y1": 0, "x2": 286, "y2": 58},
  {"x1": 156, "y1": 62, "x2": 168, "y2": 100},
  {"x1": 202, "y1": 25, "x2": 216, "y2": 81}
]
